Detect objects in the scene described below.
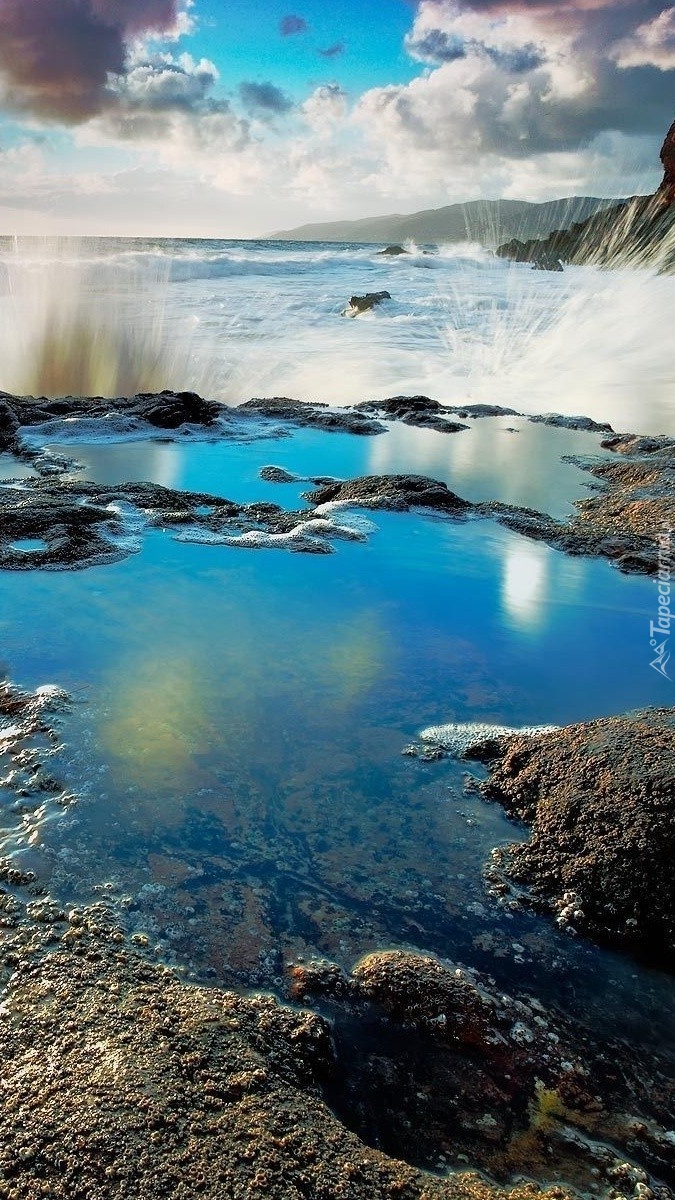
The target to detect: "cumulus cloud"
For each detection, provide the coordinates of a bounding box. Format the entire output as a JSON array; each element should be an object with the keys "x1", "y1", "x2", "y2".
[
  {"x1": 301, "y1": 84, "x2": 349, "y2": 134},
  {"x1": 239, "y1": 82, "x2": 294, "y2": 117},
  {"x1": 354, "y1": 0, "x2": 675, "y2": 185},
  {"x1": 279, "y1": 14, "x2": 308, "y2": 36},
  {"x1": 114, "y1": 52, "x2": 220, "y2": 113},
  {"x1": 612, "y1": 7, "x2": 675, "y2": 70},
  {"x1": 0, "y1": 0, "x2": 188, "y2": 122}
]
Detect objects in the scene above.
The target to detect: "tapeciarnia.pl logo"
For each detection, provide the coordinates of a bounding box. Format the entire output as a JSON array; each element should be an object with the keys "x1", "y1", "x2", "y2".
[{"x1": 649, "y1": 525, "x2": 673, "y2": 680}]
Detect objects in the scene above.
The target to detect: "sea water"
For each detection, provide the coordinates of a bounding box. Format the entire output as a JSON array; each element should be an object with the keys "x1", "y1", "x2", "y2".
[
  {"x1": 0, "y1": 237, "x2": 673, "y2": 1066},
  {"x1": 1, "y1": 234, "x2": 675, "y2": 433}
]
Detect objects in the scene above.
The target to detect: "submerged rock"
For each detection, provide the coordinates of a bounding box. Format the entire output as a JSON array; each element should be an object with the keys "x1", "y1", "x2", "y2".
[
  {"x1": 467, "y1": 707, "x2": 675, "y2": 964},
  {"x1": 377, "y1": 245, "x2": 408, "y2": 256},
  {"x1": 342, "y1": 291, "x2": 392, "y2": 316}
]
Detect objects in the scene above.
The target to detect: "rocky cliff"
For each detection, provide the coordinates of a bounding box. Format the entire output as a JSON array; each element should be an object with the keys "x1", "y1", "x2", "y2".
[{"x1": 496, "y1": 117, "x2": 675, "y2": 270}]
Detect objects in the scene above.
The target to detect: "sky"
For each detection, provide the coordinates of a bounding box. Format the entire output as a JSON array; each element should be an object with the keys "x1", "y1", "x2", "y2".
[{"x1": 0, "y1": 0, "x2": 674, "y2": 236}]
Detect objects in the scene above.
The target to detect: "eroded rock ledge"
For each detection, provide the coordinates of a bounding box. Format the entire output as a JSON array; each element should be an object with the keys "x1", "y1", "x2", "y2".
[
  {"x1": 0, "y1": 391, "x2": 671, "y2": 575},
  {"x1": 465, "y1": 707, "x2": 675, "y2": 963},
  {"x1": 0, "y1": 918, "x2": 593, "y2": 1200}
]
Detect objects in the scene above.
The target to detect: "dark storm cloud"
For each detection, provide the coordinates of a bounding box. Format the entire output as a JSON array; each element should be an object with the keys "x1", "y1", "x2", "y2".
[
  {"x1": 406, "y1": 24, "x2": 543, "y2": 70},
  {"x1": 0, "y1": 0, "x2": 179, "y2": 122},
  {"x1": 407, "y1": 29, "x2": 467, "y2": 61},
  {"x1": 279, "y1": 14, "x2": 308, "y2": 36},
  {"x1": 318, "y1": 41, "x2": 346, "y2": 58},
  {"x1": 399, "y1": 0, "x2": 675, "y2": 159},
  {"x1": 239, "y1": 81, "x2": 294, "y2": 115}
]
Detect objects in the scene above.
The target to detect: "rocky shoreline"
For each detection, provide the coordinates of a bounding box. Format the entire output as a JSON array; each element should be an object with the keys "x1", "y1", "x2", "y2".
[
  {"x1": 1, "y1": 391, "x2": 674, "y2": 1197},
  {"x1": 464, "y1": 708, "x2": 675, "y2": 965},
  {"x1": 0, "y1": 905, "x2": 673, "y2": 1200},
  {"x1": 1, "y1": 389, "x2": 670, "y2": 575}
]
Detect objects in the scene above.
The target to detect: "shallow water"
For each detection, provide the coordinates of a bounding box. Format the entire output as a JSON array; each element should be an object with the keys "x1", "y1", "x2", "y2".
[
  {"x1": 0, "y1": 236, "x2": 674, "y2": 1089},
  {"x1": 47, "y1": 413, "x2": 612, "y2": 520},
  {"x1": 0, "y1": 420, "x2": 672, "y2": 1060}
]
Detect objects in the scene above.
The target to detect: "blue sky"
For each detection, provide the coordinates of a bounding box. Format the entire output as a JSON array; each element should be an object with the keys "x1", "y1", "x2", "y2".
[
  {"x1": 0, "y1": 0, "x2": 673, "y2": 236},
  {"x1": 189, "y1": 0, "x2": 418, "y2": 95}
]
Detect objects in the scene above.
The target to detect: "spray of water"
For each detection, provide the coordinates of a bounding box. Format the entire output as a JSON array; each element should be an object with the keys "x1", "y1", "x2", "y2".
[
  {"x1": 1, "y1": 223, "x2": 675, "y2": 434},
  {"x1": 0, "y1": 238, "x2": 184, "y2": 397}
]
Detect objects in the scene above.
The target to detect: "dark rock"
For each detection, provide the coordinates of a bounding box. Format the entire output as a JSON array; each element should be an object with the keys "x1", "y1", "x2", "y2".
[
  {"x1": 128, "y1": 389, "x2": 222, "y2": 428},
  {"x1": 377, "y1": 245, "x2": 408, "y2": 256},
  {"x1": 353, "y1": 395, "x2": 469, "y2": 433},
  {"x1": 305, "y1": 474, "x2": 471, "y2": 513},
  {"x1": 657, "y1": 116, "x2": 675, "y2": 206},
  {"x1": 355, "y1": 395, "x2": 443, "y2": 416},
  {"x1": 5, "y1": 389, "x2": 224, "y2": 431},
  {"x1": 529, "y1": 413, "x2": 613, "y2": 433},
  {"x1": 531, "y1": 252, "x2": 564, "y2": 272},
  {"x1": 342, "y1": 291, "x2": 392, "y2": 316},
  {"x1": 238, "y1": 396, "x2": 386, "y2": 435},
  {"x1": 289, "y1": 950, "x2": 675, "y2": 1189},
  {"x1": 600, "y1": 433, "x2": 675, "y2": 455},
  {"x1": 469, "y1": 707, "x2": 675, "y2": 963},
  {"x1": 444, "y1": 404, "x2": 521, "y2": 419},
  {"x1": 0, "y1": 476, "x2": 378, "y2": 569},
  {"x1": 496, "y1": 191, "x2": 675, "y2": 272},
  {"x1": 259, "y1": 465, "x2": 299, "y2": 483},
  {"x1": 0, "y1": 399, "x2": 19, "y2": 451}
]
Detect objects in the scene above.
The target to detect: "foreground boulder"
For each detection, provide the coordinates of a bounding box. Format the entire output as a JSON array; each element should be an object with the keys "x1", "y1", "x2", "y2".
[
  {"x1": 0, "y1": 936, "x2": 588, "y2": 1200},
  {"x1": 290, "y1": 950, "x2": 675, "y2": 1191},
  {"x1": 468, "y1": 707, "x2": 675, "y2": 963}
]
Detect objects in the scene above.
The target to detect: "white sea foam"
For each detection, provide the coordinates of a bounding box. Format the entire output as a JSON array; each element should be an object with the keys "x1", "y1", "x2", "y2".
[
  {"x1": 174, "y1": 516, "x2": 367, "y2": 550},
  {"x1": 1, "y1": 235, "x2": 675, "y2": 432},
  {"x1": 419, "y1": 721, "x2": 558, "y2": 755}
]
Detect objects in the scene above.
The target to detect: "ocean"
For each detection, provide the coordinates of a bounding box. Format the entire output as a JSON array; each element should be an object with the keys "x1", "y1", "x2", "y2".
[
  {"x1": 0, "y1": 236, "x2": 673, "y2": 1184},
  {"x1": 1, "y1": 235, "x2": 675, "y2": 432}
]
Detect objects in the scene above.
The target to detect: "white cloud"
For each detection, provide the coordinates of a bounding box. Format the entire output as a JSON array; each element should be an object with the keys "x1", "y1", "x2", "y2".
[{"x1": 612, "y1": 7, "x2": 675, "y2": 70}]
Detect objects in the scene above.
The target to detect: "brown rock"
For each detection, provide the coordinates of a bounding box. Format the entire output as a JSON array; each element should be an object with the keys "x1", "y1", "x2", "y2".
[{"x1": 658, "y1": 117, "x2": 675, "y2": 205}]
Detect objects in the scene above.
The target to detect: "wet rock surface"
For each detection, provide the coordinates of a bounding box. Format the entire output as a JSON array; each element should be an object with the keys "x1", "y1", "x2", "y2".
[
  {"x1": 0, "y1": 475, "x2": 374, "y2": 568},
  {"x1": 0, "y1": 389, "x2": 223, "y2": 450},
  {"x1": 290, "y1": 951, "x2": 675, "y2": 1195},
  {"x1": 478, "y1": 423, "x2": 675, "y2": 574},
  {"x1": 0, "y1": 905, "x2": 595, "y2": 1200},
  {"x1": 342, "y1": 291, "x2": 392, "y2": 316},
  {"x1": 237, "y1": 396, "x2": 387, "y2": 435},
  {"x1": 0, "y1": 392, "x2": 671, "y2": 574},
  {"x1": 377, "y1": 245, "x2": 409, "y2": 256},
  {"x1": 466, "y1": 708, "x2": 675, "y2": 964},
  {"x1": 305, "y1": 474, "x2": 472, "y2": 513},
  {"x1": 354, "y1": 396, "x2": 469, "y2": 433}
]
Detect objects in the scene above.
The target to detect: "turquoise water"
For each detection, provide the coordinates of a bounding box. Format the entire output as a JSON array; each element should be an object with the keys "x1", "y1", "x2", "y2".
[
  {"x1": 49, "y1": 413, "x2": 611, "y2": 518},
  {"x1": 0, "y1": 423, "x2": 672, "y2": 1053}
]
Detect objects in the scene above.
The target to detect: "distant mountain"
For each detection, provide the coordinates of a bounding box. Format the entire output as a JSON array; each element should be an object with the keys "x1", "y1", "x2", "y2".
[{"x1": 268, "y1": 197, "x2": 625, "y2": 247}]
